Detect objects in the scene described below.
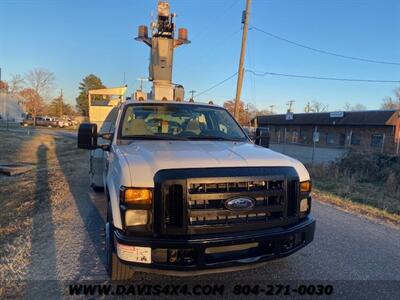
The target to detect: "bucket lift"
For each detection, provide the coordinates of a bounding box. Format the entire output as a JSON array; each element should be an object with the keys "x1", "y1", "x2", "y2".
[{"x1": 135, "y1": 1, "x2": 190, "y2": 101}]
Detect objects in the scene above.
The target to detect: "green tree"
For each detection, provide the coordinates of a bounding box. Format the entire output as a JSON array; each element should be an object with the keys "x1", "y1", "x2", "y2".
[
  {"x1": 76, "y1": 74, "x2": 106, "y2": 116},
  {"x1": 46, "y1": 90, "x2": 74, "y2": 117}
]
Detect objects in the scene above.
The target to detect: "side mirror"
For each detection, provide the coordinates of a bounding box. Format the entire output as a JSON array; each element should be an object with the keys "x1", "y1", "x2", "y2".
[
  {"x1": 255, "y1": 127, "x2": 270, "y2": 148},
  {"x1": 100, "y1": 132, "x2": 114, "y2": 141},
  {"x1": 78, "y1": 123, "x2": 98, "y2": 150}
]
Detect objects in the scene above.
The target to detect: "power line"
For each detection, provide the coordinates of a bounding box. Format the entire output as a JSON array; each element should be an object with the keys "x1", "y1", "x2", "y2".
[
  {"x1": 251, "y1": 26, "x2": 400, "y2": 66},
  {"x1": 192, "y1": 72, "x2": 238, "y2": 99},
  {"x1": 246, "y1": 69, "x2": 400, "y2": 83}
]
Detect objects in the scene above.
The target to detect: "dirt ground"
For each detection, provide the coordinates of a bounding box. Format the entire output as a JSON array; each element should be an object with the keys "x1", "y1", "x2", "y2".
[{"x1": 0, "y1": 130, "x2": 107, "y2": 298}]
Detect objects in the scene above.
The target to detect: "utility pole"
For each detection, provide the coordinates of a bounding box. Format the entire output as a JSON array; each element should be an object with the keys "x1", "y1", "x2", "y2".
[
  {"x1": 234, "y1": 0, "x2": 252, "y2": 120},
  {"x1": 189, "y1": 90, "x2": 196, "y2": 100},
  {"x1": 287, "y1": 100, "x2": 295, "y2": 112},
  {"x1": 269, "y1": 105, "x2": 275, "y2": 114},
  {"x1": 59, "y1": 89, "x2": 64, "y2": 117}
]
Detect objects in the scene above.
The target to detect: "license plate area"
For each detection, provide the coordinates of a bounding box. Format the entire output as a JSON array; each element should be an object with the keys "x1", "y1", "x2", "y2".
[{"x1": 116, "y1": 243, "x2": 151, "y2": 264}]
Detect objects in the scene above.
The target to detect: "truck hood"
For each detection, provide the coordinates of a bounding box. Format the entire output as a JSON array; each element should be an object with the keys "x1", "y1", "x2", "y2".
[{"x1": 117, "y1": 141, "x2": 310, "y2": 187}]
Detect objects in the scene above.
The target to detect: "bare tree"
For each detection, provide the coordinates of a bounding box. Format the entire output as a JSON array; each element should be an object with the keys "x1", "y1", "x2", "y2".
[
  {"x1": 381, "y1": 88, "x2": 400, "y2": 110},
  {"x1": 343, "y1": 102, "x2": 367, "y2": 111},
  {"x1": 24, "y1": 68, "x2": 55, "y2": 99},
  {"x1": 9, "y1": 74, "x2": 25, "y2": 93},
  {"x1": 352, "y1": 104, "x2": 367, "y2": 111},
  {"x1": 19, "y1": 88, "x2": 44, "y2": 126},
  {"x1": 343, "y1": 102, "x2": 352, "y2": 111},
  {"x1": 306, "y1": 101, "x2": 329, "y2": 113},
  {"x1": 223, "y1": 100, "x2": 251, "y2": 125},
  {"x1": 0, "y1": 80, "x2": 9, "y2": 92}
]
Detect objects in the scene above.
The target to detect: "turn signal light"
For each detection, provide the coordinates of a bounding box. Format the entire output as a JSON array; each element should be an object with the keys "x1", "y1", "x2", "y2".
[
  {"x1": 122, "y1": 188, "x2": 152, "y2": 205},
  {"x1": 300, "y1": 181, "x2": 312, "y2": 193}
]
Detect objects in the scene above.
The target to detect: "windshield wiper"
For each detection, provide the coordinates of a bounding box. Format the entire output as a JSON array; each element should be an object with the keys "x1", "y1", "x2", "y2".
[{"x1": 186, "y1": 136, "x2": 246, "y2": 142}]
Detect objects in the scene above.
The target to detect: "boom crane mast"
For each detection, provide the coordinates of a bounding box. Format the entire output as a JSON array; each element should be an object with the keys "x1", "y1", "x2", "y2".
[{"x1": 135, "y1": 1, "x2": 190, "y2": 101}]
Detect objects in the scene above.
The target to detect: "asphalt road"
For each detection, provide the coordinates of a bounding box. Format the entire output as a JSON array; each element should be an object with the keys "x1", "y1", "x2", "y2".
[
  {"x1": 136, "y1": 199, "x2": 400, "y2": 280},
  {"x1": 73, "y1": 190, "x2": 400, "y2": 298}
]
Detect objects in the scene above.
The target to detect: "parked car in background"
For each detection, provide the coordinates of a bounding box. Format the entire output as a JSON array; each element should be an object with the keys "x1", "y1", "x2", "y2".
[
  {"x1": 21, "y1": 116, "x2": 59, "y2": 128},
  {"x1": 57, "y1": 117, "x2": 78, "y2": 128},
  {"x1": 57, "y1": 119, "x2": 67, "y2": 128}
]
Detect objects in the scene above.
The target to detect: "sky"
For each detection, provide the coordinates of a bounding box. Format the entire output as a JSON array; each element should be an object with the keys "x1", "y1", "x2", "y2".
[{"x1": 0, "y1": 0, "x2": 399, "y2": 113}]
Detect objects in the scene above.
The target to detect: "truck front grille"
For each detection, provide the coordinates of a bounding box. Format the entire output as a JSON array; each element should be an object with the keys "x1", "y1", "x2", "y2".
[
  {"x1": 187, "y1": 178, "x2": 286, "y2": 226},
  {"x1": 158, "y1": 172, "x2": 300, "y2": 235},
  {"x1": 165, "y1": 184, "x2": 184, "y2": 226}
]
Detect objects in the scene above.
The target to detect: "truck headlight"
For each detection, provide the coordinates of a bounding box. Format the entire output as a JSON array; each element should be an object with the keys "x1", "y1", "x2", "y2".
[
  {"x1": 300, "y1": 181, "x2": 312, "y2": 218},
  {"x1": 120, "y1": 187, "x2": 153, "y2": 229},
  {"x1": 125, "y1": 209, "x2": 150, "y2": 226},
  {"x1": 121, "y1": 187, "x2": 152, "y2": 205},
  {"x1": 300, "y1": 198, "x2": 309, "y2": 213},
  {"x1": 299, "y1": 197, "x2": 312, "y2": 218}
]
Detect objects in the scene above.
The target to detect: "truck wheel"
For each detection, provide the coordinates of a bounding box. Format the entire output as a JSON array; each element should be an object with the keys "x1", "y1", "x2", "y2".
[{"x1": 105, "y1": 222, "x2": 135, "y2": 281}]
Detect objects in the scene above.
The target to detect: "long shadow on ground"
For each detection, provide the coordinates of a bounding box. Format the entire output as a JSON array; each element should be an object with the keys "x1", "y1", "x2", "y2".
[
  {"x1": 25, "y1": 144, "x2": 60, "y2": 298},
  {"x1": 54, "y1": 140, "x2": 106, "y2": 280}
]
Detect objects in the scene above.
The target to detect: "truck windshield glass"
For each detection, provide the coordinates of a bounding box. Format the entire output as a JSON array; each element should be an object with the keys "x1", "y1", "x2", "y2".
[{"x1": 120, "y1": 104, "x2": 247, "y2": 141}]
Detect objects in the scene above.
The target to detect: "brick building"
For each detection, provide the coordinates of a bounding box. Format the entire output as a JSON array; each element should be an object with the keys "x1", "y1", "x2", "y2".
[{"x1": 254, "y1": 110, "x2": 400, "y2": 155}]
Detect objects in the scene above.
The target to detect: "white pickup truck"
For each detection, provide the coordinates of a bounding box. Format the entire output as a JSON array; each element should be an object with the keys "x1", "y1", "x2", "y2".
[{"x1": 78, "y1": 100, "x2": 315, "y2": 280}]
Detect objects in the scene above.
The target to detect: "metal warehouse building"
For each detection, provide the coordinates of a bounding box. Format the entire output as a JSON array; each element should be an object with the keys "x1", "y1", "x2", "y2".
[{"x1": 254, "y1": 110, "x2": 400, "y2": 155}]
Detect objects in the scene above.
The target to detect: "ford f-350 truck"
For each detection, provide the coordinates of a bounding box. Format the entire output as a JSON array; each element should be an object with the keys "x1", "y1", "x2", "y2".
[
  {"x1": 78, "y1": 100, "x2": 315, "y2": 280},
  {"x1": 77, "y1": 1, "x2": 315, "y2": 280}
]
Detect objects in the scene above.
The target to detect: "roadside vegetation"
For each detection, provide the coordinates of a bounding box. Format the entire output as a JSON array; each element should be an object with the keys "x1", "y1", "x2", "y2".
[{"x1": 309, "y1": 150, "x2": 400, "y2": 223}]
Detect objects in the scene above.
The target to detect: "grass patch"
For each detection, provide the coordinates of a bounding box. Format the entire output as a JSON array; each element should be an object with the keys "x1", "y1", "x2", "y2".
[
  {"x1": 308, "y1": 150, "x2": 400, "y2": 223},
  {"x1": 312, "y1": 188, "x2": 400, "y2": 226}
]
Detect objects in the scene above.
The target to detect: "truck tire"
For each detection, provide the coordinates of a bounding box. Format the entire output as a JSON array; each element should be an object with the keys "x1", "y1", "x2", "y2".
[{"x1": 105, "y1": 213, "x2": 135, "y2": 280}]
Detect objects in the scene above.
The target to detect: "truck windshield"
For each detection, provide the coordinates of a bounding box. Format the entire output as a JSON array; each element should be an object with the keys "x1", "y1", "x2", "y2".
[{"x1": 119, "y1": 103, "x2": 248, "y2": 141}]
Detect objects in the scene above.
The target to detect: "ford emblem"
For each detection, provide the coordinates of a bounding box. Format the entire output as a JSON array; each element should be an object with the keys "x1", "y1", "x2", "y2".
[{"x1": 225, "y1": 197, "x2": 255, "y2": 211}]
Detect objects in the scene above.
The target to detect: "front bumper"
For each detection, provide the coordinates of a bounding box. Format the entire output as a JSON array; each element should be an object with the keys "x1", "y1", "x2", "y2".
[{"x1": 113, "y1": 216, "x2": 315, "y2": 276}]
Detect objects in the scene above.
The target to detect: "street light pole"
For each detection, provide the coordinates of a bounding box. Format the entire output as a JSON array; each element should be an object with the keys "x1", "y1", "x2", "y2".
[{"x1": 234, "y1": 0, "x2": 252, "y2": 121}]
